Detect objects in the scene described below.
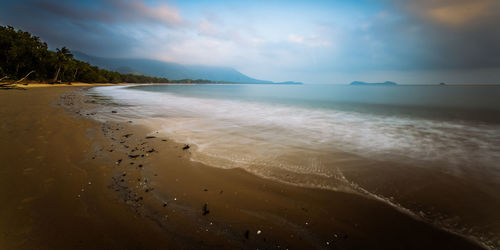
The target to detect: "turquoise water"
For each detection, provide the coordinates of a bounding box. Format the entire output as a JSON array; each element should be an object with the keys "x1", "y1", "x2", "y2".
[
  {"x1": 90, "y1": 84, "x2": 500, "y2": 248},
  {"x1": 93, "y1": 84, "x2": 500, "y2": 178},
  {"x1": 127, "y1": 84, "x2": 500, "y2": 122}
]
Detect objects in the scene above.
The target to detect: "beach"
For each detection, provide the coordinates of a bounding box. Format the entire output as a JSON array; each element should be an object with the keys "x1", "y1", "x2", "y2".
[{"x1": 0, "y1": 85, "x2": 486, "y2": 249}]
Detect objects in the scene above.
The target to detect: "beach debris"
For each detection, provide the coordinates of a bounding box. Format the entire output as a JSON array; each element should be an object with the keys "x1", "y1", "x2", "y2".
[
  {"x1": 146, "y1": 148, "x2": 156, "y2": 153},
  {"x1": 257, "y1": 230, "x2": 262, "y2": 235},
  {"x1": 202, "y1": 203, "x2": 210, "y2": 215},
  {"x1": 161, "y1": 139, "x2": 167, "y2": 142},
  {"x1": 145, "y1": 136, "x2": 156, "y2": 139},
  {"x1": 111, "y1": 110, "x2": 117, "y2": 113},
  {"x1": 128, "y1": 154, "x2": 140, "y2": 159},
  {"x1": 163, "y1": 202, "x2": 167, "y2": 207},
  {"x1": 182, "y1": 144, "x2": 190, "y2": 150},
  {"x1": 138, "y1": 164, "x2": 143, "y2": 168},
  {"x1": 244, "y1": 230, "x2": 250, "y2": 239},
  {"x1": 123, "y1": 133, "x2": 133, "y2": 138},
  {"x1": 116, "y1": 159, "x2": 122, "y2": 165}
]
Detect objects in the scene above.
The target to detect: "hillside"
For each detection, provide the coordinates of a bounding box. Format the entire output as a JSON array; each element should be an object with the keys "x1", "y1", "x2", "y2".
[{"x1": 73, "y1": 51, "x2": 273, "y2": 84}]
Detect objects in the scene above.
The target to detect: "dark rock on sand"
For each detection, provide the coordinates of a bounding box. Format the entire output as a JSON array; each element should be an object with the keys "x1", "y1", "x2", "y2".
[
  {"x1": 183, "y1": 144, "x2": 190, "y2": 150},
  {"x1": 202, "y1": 203, "x2": 210, "y2": 216},
  {"x1": 145, "y1": 136, "x2": 156, "y2": 139},
  {"x1": 128, "y1": 154, "x2": 140, "y2": 159}
]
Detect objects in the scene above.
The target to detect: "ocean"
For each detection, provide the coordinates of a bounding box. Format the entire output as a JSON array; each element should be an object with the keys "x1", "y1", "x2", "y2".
[{"x1": 89, "y1": 84, "x2": 500, "y2": 248}]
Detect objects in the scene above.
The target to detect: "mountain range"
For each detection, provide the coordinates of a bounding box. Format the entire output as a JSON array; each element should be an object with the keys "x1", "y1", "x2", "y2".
[{"x1": 73, "y1": 51, "x2": 301, "y2": 84}]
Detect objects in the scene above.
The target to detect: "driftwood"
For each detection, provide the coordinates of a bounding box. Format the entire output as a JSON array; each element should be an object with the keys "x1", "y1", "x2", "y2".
[
  {"x1": 15, "y1": 70, "x2": 35, "y2": 84},
  {"x1": 0, "y1": 80, "x2": 26, "y2": 90},
  {"x1": 0, "y1": 83, "x2": 26, "y2": 90},
  {"x1": 0, "y1": 76, "x2": 9, "y2": 82}
]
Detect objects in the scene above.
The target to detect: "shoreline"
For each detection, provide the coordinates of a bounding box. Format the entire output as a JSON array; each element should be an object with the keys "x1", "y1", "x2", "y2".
[{"x1": 0, "y1": 85, "x2": 486, "y2": 249}]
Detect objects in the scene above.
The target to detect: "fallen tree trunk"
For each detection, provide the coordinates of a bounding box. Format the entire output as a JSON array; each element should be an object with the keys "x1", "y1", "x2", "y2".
[{"x1": 15, "y1": 70, "x2": 35, "y2": 84}]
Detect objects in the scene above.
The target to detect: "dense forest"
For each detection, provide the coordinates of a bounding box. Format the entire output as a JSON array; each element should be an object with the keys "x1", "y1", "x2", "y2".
[{"x1": 0, "y1": 26, "x2": 213, "y2": 84}]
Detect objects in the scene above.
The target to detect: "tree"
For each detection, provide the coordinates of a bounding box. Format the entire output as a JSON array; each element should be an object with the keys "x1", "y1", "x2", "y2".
[{"x1": 52, "y1": 47, "x2": 73, "y2": 83}]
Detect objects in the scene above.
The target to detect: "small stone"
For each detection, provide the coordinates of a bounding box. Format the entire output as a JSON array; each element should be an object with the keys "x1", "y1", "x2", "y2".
[
  {"x1": 111, "y1": 110, "x2": 117, "y2": 113},
  {"x1": 202, "y1": 203, "x2": 210, "y2": 215},
  {"x1": 182, "y1": 144, "x2": 190, "y2": 150}
]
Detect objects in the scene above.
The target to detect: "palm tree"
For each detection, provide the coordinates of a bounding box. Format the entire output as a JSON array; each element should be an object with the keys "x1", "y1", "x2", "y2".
[{"x1": 52, "y1": 46, "x2": 73, "y2": 83}]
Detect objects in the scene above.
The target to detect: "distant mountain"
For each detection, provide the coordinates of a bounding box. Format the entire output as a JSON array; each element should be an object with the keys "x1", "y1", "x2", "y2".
[
  {"x1": 73, "y1": 51, "x2": 295, "y2": 84},
  {"x1": 350, "y1": 81, "x2": 397, "y2": 86}
]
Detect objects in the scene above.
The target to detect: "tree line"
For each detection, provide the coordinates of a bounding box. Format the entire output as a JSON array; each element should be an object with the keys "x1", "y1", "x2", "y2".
[{"x1": 0, "y1": 26, "x2": 212, "y2": 84}]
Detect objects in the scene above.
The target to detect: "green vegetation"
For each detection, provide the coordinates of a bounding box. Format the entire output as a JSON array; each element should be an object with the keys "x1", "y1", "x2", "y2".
[{"x1": 0, "y1": 26, "x2": 210, "y2": 84}]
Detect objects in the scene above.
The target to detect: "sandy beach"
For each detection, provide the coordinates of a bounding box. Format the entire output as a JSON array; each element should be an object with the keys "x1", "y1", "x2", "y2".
[{"x1": 0, "y1": 86, "x2": 484, "y2": 249}]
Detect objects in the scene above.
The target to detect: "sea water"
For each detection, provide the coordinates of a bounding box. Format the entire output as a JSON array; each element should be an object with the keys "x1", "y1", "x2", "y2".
[{"x1": 89, "y1": 84, "x2": 500, "y2": 248}]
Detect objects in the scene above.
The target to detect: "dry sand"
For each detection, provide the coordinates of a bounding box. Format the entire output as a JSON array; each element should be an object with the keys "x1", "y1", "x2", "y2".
[{"x1": 0, "y1": 86, "x2": 484, "y2": 249}]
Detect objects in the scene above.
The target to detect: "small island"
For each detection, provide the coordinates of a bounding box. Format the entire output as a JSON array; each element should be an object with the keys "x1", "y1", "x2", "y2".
[{"x1": 350, "y1": 81, "x2": 398, "y2": 86}]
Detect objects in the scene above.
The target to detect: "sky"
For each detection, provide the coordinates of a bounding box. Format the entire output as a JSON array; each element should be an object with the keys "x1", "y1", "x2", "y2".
[{"x1": 1, "y1": 0, "x2": 500, "y2": 84}]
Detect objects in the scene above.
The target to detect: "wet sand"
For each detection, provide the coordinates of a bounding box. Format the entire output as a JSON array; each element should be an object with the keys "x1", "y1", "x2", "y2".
[{"x1": 0, "y1": 86, "x2": 484, "y2": 249}]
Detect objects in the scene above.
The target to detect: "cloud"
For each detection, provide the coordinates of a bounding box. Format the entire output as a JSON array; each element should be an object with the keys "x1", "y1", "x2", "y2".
[
  {"x1": 31, "y1": 0, "x2": 185, "y2": 27},
  {"x1": 114, "y1": 0, "x2": 184, "y2": 27},
  {"x1": 406, "y1": 0, "x2": 498, "y2": 26},
  {"x1": 288, "y1": 34, "x2": 331, "y2": 47},
  {"x1": 1, "y1": 0, "x2": 499, "y2": 83}
]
